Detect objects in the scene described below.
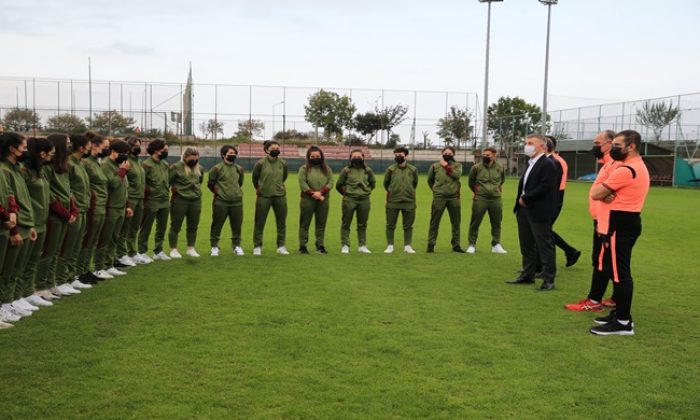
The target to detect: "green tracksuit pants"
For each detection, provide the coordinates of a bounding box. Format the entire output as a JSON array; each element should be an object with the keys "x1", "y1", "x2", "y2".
[
  {"x1": 468, "y1": 196, "x2": 503, "y2": 247},
  {"x1": 1, "y1": 227, "x2": 32, "y2": 302},
  {"x1": 118, "y1": 198, "x2": 144, "y2": 257},
  {"x1": 253, "y1": 196, "x2": 287, "y2": 248},
  {"x1": 139, "y1": 207, "x2": 169, "y2": 255},
  {"x1": 210, "y1": 203, "x2": 243, "y2": 248},
  {"x1": 37, "y1": 215, "x2": 69, "y2": 289},
  {"x1": 299, "y1": 196, "x2": 329, "y2": 248},
  {"x1": 341, "y1": 196, "x2": 370, "y2": 247},
  {"x1": 94, "y1": 208, "x2": 125, "y2": 271},
  {"x1": 22, "y1": 229, "x2": 47, "y2": 292},
  {"x1": 386, "y1": 207, "x2": 416, "y2": 246},
  {"x1": 77, "y1": 212, "x2": 106, "y2": 275},
  {"x1": 56, "y1": 212, "x2": 87, "y2": 284},
  {"x1": 427, "y1": 197, "x2": 461, "y2": 248},
  {"x1": 168, "y1": 196, "x2": 201, "y2": 249}
]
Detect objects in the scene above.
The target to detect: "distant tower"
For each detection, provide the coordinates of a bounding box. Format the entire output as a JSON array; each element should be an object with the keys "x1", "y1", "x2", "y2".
[{"x1": 183, "y1": 63, "x2": 194, "y2": 136}]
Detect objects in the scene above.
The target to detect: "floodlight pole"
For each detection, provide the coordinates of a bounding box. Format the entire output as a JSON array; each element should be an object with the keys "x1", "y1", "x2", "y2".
[
  {"x1": 480, "y1": 1, "x2": 497, "y2": 149},
  {"x1": 540, "y1": 0, "x2": 557, "y2": 134}
]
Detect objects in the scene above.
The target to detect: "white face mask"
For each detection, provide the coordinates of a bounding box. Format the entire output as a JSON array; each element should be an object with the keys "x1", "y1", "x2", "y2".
[{"x1": 524, "y1": 144, "x2": 537, "y2": 157}]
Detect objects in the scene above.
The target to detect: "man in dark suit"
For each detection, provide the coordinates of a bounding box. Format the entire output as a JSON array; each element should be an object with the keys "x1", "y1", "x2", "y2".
[{"x1": 507, "y1": 134, "x2": 558, "y2": 290}]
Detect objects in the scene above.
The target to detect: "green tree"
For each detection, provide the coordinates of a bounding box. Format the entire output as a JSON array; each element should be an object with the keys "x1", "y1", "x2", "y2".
[
  {"x1": 235, "y1": 119, "x2": 264, "y2": 140},
  {"x1": 635, "y1": 101, "x2": 681, "y2": 141},
  {"x1": 198, "y1": 119, "x2": 225, "y2": 140},
  {"x1": 89, "y1": 110, "x2": 137, "y2": 135},
  {"x1": 304, "y1": 90, "x2": 356, "y2": 142},
  {"x1": 2, "y1": 108, "x2": 41, "y2": 131},
  {"x1": 45, "y1": 113, "x2": 87, "y2": 133},
  {"x1": 436, "y1": 106, "x2": 472, "y2": 149},
  {"x1": 487, "y1": 97, "x2": 546, "y2": 172},
  {"x1": 353, "y1": 112, "x2": 383, "y2": 143},
  {"x1": 377, "y1": 104, "x2": 408, "y2": 146}
]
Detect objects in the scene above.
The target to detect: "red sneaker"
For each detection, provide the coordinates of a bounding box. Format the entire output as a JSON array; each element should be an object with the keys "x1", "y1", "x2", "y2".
[
  {"x1": 601, "y1": 298, "x2": 616, "y2": 308},
  {"x1": 564, "y1": 298, "x2": 604, "y2": 312}
]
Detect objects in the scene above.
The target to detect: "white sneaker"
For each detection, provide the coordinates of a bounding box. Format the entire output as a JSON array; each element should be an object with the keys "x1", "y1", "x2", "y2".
[
  {"x1": 210, "y1": 247, "x2": 220, "y2": 257},
  {"x1": 466, "y1": 245, "x2": 476, "y2": 254},
  {"x1": 341, "y1": 245, "x2": 350, "y2": 254},
  {"x1": 132, "y1": 253, "x2": 151, "y2": 264},
  {"x1": 152, "y1": 251, "x2": 171, "y2": 261},
  {"x1": 0, "y1": 320, "x2": 14, "y2": 329},
  {"x1": 0, "y1": 305, "x2": 21, "y2": 322},
  {"x1": 9, "y1": 303, "x2": 32, "y2": 317},
  {"x1": 58, "y1": 284, "x2": 81, "y2": 295},
  {"x1": 384, "y1": 245, "x2": 394, "y2": 254},
  {"x1": 94, "y1": 270, "x2": 114, "y2": 280},
  {"x1": 49, "y1": 287, "x2": 67, "y2": 297},
  {"x1": 186, "y1": 248, "x2": 200, "y2": 257},
  {"x1": 233, "y1": 246, "x2": 245, "y2": 256},
  {"x1": 118, "y1": 255, "x2": 137, "y2": 267},
  {"x1": 276, "y1": 246, "x2": 290, "y2": 255},
  {"x1": 140, "y1": 253, "x2": 154, "y2": 263},
  {"x1": 404, "y1": 245, "x2": 416, "y2": 254},
  {"x1": 358, "y1": 246, "x2": 372, "y2": 254},
  {"x1": 27, "y1": 294, "x2": 53, "y2": 307},
  {"x1": 106, "y1": 267, "x2": 127, "y2": 276},
  {"x1": 37, "y1": 290, "x2": 61, "y2": 301},
  {"x1": 253, "y1": 247, "x2": 262, "y2": 256},
  {"x1": 492, "y1": 243, "x2": 507, "y2": 254},
  {"x1": 169, "y1": 249, "x2": 183, "y2": 259},
  {"x1": 17, "y1": 298, "x2": 39, "y2": 311},
  {"x1": 72, "y1": 280, "x2": 92, "y2": 289}
]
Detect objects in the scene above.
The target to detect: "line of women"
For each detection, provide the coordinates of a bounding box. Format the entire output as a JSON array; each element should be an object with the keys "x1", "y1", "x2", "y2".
[{"x1": 0, "y1": 134, "x2": 474, "y2": 329}]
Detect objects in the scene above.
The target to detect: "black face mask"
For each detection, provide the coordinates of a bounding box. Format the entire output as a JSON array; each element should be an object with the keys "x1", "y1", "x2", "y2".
[
  {"x1": 442, "y1": 154, "x2": 453, "y2": 162},
  {"x1": 394, "y1": 155, "x2": 406, "y2": 164},
  {"x1": 351, "y1": 158, "x2": 364, "y2": 167},
  {"x1": 186, "y1": 159, "x2": 199, "y2": 168},
  {"x1": 310, "y1": 158, "x2": 322, "y2": 166},
  {"x1": 225, "y1": 155, "x2": 237, "y2": 163},
  {"x1": 131, "y1": 147, "x2": 141, "y2": 156},
  {"x1": 610, "y1": 147, "x2": 627, "y2": 161},
  {"x1": 268, "y1": 149, "x2": 281, "y2": 158},
  {"x1": 82, "y1": 151, "x2": 90, "y2": 159},
  {"x1": 591, "y1": 145, "x2": 604, "y2": 159},
  {"x1": 42, "y1": 156, "x2": 53, "y2": 166},
  {"x1": 482, "y1": 156, "x2": 492, "y2": 165},
  {"x1": 17, "y1": 150, "x2": 29, "y2": 163},
  {"x1": 116, "y1": 153, "x2": 129, "y2": 164},
  {"x1": 99, "y1": 148, "x2": 111, "y2": 158},
  {"x1": 159, "y1": 151, "x2": 169, "y2": 160}
]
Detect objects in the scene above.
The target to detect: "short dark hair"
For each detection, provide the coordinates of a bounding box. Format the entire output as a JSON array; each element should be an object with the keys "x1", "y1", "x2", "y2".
[
  {"x1": 441, "y1": 146, "x2": 455, "y2": 154},
  {"x1": 70, "y1": 133, "x2": 90, "y2": 152},
  {"x1": 545, "y1": 135, "x2": 557, "y2": 149},
  {"x1": 545, "y1": 137, "x2": 555, "y2": 153},
  {"x1": 110, "y1": 139, "x2": 130, "y2": 154},
  {"x1": 86, "y1": 131, "x2": 107, "y2": 145},
  {"x1": 604, "y1": 130, "x2": 616, "y2": 141},
  {"x1": 615, "y1": 130, "x2": 642, "y2": 150},
  {"x1": 147, "y1": 139, "x2": 166, "y2": 155},
  {"x1": 263, "y1": 140, "x2": 279, "y2": 152},
  {"x1": 0, "y1": 132, "x2": 26, "y2": 160},
  {"x1": 393, "y1": 146, "x2": 409, "y2": 156},
  {"x1": 483, "y1": 147, "x2": 497, "y2": 154},
  {"x1": 125, "y1": 136, "x2": 141, "y2": 148},
  {"x1": 220, "y1": 144, "x2": 238, "y2": 157}
]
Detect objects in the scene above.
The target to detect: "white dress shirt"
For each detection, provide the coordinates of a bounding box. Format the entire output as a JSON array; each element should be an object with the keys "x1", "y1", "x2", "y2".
[{"x1": 522, "y1": 152, "x2": 544, "y2": 194}]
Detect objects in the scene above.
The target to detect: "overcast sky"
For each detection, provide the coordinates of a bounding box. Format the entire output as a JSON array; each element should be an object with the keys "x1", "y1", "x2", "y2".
[{"x1": 2, "y1": 0, "x2": 699, "y2": 112}]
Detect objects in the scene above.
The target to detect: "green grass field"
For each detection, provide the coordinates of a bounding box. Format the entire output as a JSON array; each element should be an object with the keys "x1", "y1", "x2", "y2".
[{"x1": 2, "y1": 174, "x2": 699, "y2": 419}]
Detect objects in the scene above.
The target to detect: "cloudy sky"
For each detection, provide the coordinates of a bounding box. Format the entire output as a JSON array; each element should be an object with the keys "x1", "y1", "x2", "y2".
[{"x1": 2, "y1": 0, "x2": 699, "y2": 115}]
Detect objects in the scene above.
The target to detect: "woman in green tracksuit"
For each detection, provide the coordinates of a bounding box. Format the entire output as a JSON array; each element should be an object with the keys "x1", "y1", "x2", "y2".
[
  {"x1": 336, "y1": 149, "x2": 375, "y2": 254},
  {"x1": 117, "y1": 136, "x2": 147, "y2": 265},
  {"x1": 383, "y1": 146, "x2": 418, "y2": 254},
  {"x1": 56, "y1": 134, "x2": 93, "y2": 287},
  {"x1": 78, "y1": 132, "x2": 111, "y2": 280},
  {"x1": 298, "y1": 146, "x2": 333, "y2": 254},
  {"x1": 208, "y1": 145, "x2": 244, "y2": 257},
  {"x1": 168, "y1": 147, "x2": 203, "y2": 258},
  {"x1": 138, "y1": 139, "x2": 170, "y2": 261},
  {"x1": 20, "y1": 138, "x2": 56, "y2": 303},
  {"x1": 426, "y1": 146, "x2": 464, "y2": 253},
  {"x1": 0, "y1": 133, "x2": 39, "y2": 320},
  {"x1": 0, "y1": 133, "x2": 21, "y2": 326},
  {"x1": 94, "y1": 140, "x2": 133, "y2": 277},
  {"x1": 39, "y1": 134, "x2": 80, "y2": 295},
  {"x1": 252, "y1": 140, "x2": 288, "y2": 255}
]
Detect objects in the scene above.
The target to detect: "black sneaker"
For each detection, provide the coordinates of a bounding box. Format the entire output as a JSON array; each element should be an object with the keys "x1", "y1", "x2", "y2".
[
  {"x1": 590, "y1": 316, "x2": 634, "y2": 336},
  {"x1": 594, "y1": 311, "x2": 635, "y2": 327},
  {"x1": 566, "y1": 250, "x2": 582, "y2": 267},
  {"x1": 316, "y1": 246, "x2": 328, "y2": 254},
  {"x1": 426, "y1": 245, "x2": 435, "y2": 253},
  {"x1": 299, "y1": 246, "x2": 309, "y2": 254},
  {"x1": 452, "y1": 246, "x2": 465, "y2": 253},
  {"x1": 79, "y1": 273, "x2": 98, "y2": 285},
  {"x1": 113, "y1": 260, "x2": 129, "y2": 268}
]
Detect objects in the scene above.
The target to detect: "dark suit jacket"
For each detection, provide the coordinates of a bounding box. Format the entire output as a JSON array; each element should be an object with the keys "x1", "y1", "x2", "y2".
[{"x1": 513, "y1": 154, "x2": 558, "y2": 222}]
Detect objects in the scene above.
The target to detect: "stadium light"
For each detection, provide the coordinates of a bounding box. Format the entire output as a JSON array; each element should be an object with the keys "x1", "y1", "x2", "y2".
[
  {"x1": 539, "y1": 0, "x2": 558, "y2": 133},
  {"x1": 478, "y1": 0, "x2": 503, "y2": 149}
]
